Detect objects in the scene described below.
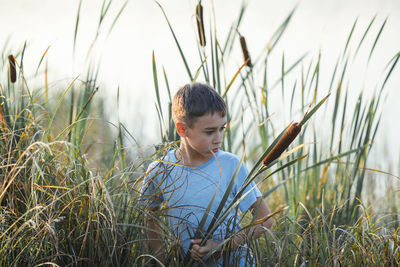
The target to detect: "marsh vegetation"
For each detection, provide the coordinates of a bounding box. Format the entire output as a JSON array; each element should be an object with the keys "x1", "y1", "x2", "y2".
[{"x1": 0, "y1": 1, "x2": 399, "y2": 266}]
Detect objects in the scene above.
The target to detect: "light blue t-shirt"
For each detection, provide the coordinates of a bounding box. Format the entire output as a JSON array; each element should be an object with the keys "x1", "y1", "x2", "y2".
[{"x1": 141, "y1": 149, "x2": 261, "y2": 266}]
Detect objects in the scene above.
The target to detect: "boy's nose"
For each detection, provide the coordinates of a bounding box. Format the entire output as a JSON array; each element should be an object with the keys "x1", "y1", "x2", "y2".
[{"x1": 213, "y1": 131, "x2": 223, "y2": 144}]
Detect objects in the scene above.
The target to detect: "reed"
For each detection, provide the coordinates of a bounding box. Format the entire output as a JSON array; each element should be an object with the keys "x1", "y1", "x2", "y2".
[
  {"x1": 239, "y1": 35, "x2": 252, "y2": 67},
  {"x1": 262, "y1": 122, "x2": 301, "y2": 166},
  {"x1": 195, "y1": 2, "x2": 206, "y2": 47},
  {"x1": 8, "y1": 55, "x2": 16, "y2": 83},
  {"x1": 149, "y1": 2, "x2": 400, "y2": 265}
]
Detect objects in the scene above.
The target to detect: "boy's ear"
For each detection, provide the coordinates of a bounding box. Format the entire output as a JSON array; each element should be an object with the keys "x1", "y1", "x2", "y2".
[{"x1": 176, "y1": 122, "x2": 187, "y2": 137}]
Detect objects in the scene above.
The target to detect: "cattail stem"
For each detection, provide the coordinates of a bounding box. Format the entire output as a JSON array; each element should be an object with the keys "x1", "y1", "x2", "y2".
[
  {"x1": 262, "y1": 122, "x2": 302, "y2": 166},
  {"x1": 196, "y1": 3, "x2": 206, "y2": 47},
  {"x1": 239, "y1": 35, "x2": 252, "y2": 67},
  {"x1": 8, "y1": 55, "x2": 17, "y2": 83}
]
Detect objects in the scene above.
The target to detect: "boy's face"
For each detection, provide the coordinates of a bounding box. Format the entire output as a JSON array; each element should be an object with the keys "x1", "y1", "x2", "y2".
[{"x1": 181, "y1": 112, "x2": 226, "y2": 157}]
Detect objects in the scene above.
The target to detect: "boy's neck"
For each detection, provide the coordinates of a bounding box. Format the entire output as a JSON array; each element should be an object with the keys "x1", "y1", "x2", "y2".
[{"x1": 176, "y1": 144, "x2": 213, "y2": 167}]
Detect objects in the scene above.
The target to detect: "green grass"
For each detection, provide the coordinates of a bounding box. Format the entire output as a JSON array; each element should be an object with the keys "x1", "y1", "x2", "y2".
[{"x1": 0, "y1": 1, "x2": 399, "y2": 266}]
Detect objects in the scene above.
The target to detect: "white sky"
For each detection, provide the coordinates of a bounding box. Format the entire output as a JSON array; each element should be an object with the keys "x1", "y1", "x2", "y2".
[{"x1": 1, "y1": 0, "x2": 400, "y2": 171}]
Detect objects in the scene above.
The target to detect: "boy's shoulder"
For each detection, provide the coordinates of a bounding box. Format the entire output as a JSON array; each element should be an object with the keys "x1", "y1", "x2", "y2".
[
  {"x1": 217, "y1": 150, "x2": 241, "y2": 166},
  {"x1": 147, "y1": 149, "x2": 177, "y2": 169}
]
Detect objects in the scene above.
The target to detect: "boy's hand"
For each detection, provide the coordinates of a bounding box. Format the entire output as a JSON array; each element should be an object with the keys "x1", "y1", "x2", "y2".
[{"x1": 190, "y1": 239, "x2": 220, "y2": 261}]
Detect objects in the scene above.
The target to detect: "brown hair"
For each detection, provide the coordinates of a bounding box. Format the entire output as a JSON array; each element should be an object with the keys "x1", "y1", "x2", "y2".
[{"x1": 172, "y1": 82, "x2": 226, "y2": 127}]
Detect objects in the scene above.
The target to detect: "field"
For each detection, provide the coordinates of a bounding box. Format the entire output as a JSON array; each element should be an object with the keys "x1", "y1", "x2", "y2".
[{"x1": 1, "y1": 1, "x2": 399, "y2": 266}]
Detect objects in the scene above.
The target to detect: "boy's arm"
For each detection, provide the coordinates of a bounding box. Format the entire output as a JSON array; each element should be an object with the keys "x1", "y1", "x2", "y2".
[
  {"x1": 190, "y1": 197, "x2": 273, "y2": 260},
  {"x1": 231, "y1": 197, "x2": 274, "y2": 248},
  {"x1": 145, "y1": 206, "x2": 167, "y2": 266}
]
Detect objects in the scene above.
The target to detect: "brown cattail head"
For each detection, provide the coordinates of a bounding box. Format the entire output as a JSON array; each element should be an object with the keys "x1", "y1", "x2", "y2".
[
  {"x1": 0, "y1": 104, "x2": 5, "y2": 126},
  {"x1": 262, "y1": 122, "x2": 302, "y2": 166},
  {"x1": 195, "y1": 3, "x2": 206, "y2": 47},
  {"x1": 240, "y1": 35, "x2": 252, "y2": 67},
  {"x1": 8, "y1": 55, "x2": 17, "y2": 83}
]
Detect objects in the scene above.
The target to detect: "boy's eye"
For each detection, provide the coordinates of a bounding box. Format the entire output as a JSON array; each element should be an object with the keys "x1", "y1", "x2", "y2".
[{"x1": 205, "y1": 127, "x2": 225, "y2": 135}]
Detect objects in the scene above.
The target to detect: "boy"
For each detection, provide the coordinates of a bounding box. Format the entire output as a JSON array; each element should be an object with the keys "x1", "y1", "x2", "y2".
[{"x1": 141, "y1": 82, "x2": 273, "y2": 266}]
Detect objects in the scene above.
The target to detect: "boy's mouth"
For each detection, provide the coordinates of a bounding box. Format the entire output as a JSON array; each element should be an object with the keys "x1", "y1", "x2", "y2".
[{"x1": 212, "y1": 148, "x2": 219, "y2": 153}]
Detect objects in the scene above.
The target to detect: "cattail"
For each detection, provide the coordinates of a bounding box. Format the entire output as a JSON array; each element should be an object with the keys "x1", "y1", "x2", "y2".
[
  {"x1": 239, "y1": 35, "x2": 252, "y2": 67},
  {"x1": 8, "y1": 55, "x2": 16, "y2": 83},
  {"x1": 195, "y1": 3, "x2": 206, "y2": 47},
  {"x1": 0, "y1": 104, "x2": 5, "y2": 126},
  {"x1": 262, "y1": 122, "x2": 302, "y2": 166}
]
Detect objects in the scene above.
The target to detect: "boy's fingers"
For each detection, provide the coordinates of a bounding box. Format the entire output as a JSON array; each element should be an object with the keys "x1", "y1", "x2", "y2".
[
  {"x1": 191, "y1": 245, "x2": 202, "y2": 258},
  {"x1": 198, "y1": 246, "x2": 208, "y2": 254},
  {"x1": 191, "y1": 239, "x2": 216, "y2": 260},
  {"x1": 190, "y1": 249, "x2": 201, "y2": 261}
]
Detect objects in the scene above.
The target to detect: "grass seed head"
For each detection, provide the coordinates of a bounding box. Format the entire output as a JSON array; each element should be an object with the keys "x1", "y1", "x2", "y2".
[
  {"x1": 196, "y1": 3, "x2": 206, "y2": 47},
  {"x1": 240, "y1": 35, "x2": 252, "y2": 67},
  {"x1": 8, "y1": 55, "x2": 17, "y2": 83},
  {"x1": 262, "y1": 122, "x2": 302, "y2": 166}
]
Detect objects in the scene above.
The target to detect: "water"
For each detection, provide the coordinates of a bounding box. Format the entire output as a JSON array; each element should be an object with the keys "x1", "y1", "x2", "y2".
[{"x1": 0, "y1": 0, "x2": 399, "y2": 172}]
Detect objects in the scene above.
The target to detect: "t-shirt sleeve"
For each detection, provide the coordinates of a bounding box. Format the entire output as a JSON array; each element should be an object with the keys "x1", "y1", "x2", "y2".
[
  {"x1": 140, "y1": 161, "x2": 165, "y2": 208},
  {"x1": 234, "y1": 162, "x2": 262, "y2": 213}
]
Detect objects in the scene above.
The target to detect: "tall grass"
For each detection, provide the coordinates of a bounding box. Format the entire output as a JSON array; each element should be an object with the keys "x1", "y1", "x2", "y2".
[{"x1": 0, "y1": 1, "x2": 399, "y2": 266}]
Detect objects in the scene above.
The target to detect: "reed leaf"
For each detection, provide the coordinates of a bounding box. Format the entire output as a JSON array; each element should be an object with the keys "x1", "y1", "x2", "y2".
[
  {"x1": 380, "y1": 50, "x2": 400, "y2": 93},
  {"x1": 222, "y1": 2, "x2": 247, "y2": 56},
  {"x1": 342, "y1": 18, "x2": 358, "y2": 59},
  {"x1": 107, "y1": 0, "x2": 129, "y2": 37},
  {"x1": 222, "y1": 59, "x2": 249, "y2": 98},
  {"x1": 354, "y1": 15, "x2": 376, "y2": 58},
  {"x1": 152, "y1": 51, "x2": 163, "y2": 121},
  {"x1": 73, "y1": 0, "x2": 83, "y2": 55},
  {"x1": 155, "y1": 1, "x2": 193, "y2": 81},
  {"x1": 35, "y1": 46, "x2": 51, "y2": 75},
  {"x1": 368, "y1": 17, "x2": 388, "y2": 63},
  {"x1": 270, "y1": 52, "x2": 308, "y2": 90},
  {"x1": 300, "y1": 93, "x2": 330, "y2": 126},
  {"x1": 266, "y1": 6, "x2": 296, "y2": 53}
]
